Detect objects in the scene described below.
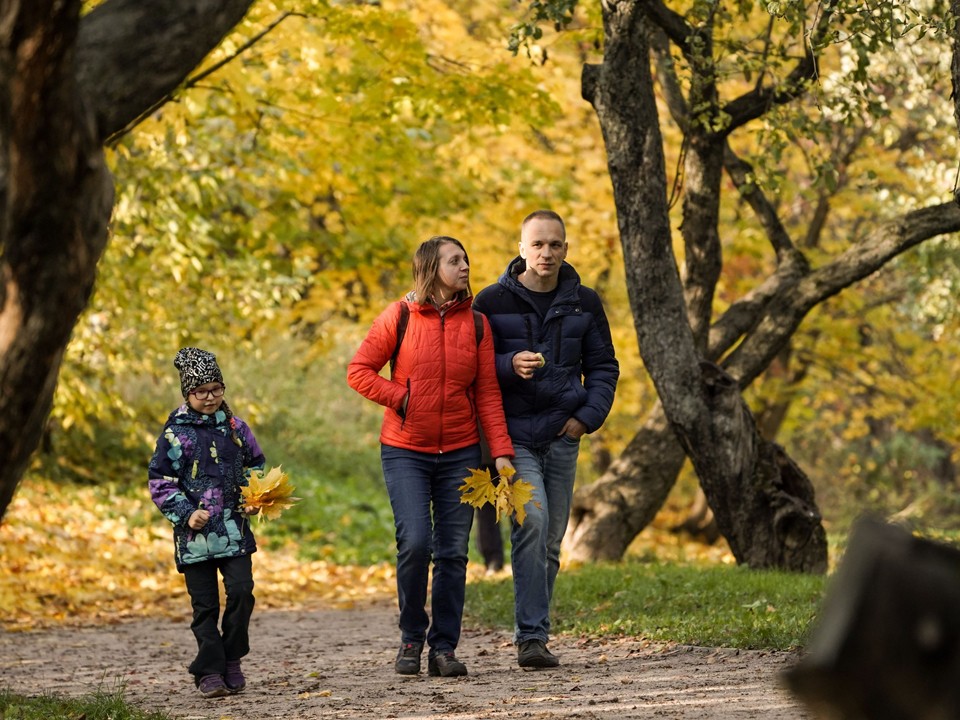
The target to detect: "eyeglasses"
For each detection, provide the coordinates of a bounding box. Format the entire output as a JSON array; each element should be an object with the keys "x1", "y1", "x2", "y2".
[{"x1": 190, "y1": 385, "x2": 225, "y2": 400}]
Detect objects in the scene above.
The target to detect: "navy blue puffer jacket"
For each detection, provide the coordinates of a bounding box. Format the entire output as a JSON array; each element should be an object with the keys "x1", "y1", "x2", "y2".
[{"x1": 473, "y1": 258, "x2": 619, "y2": 447}]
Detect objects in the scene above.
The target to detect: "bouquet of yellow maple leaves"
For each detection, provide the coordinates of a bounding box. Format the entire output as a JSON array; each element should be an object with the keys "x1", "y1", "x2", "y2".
[
  {"x1": 459, "y1": 465, "x2": 539, "y2": 525},
  {"x1": 241, "y1": 465, "x2": 300, "y2": 523}
]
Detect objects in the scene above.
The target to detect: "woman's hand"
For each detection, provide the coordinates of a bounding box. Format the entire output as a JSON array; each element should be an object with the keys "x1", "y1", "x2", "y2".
[
  {"x1": 494, "y1": 456, "x2": 515, "y2": 479},
  {"x1": 188, "y1": 508, "x2": 210, "y2": 530}
]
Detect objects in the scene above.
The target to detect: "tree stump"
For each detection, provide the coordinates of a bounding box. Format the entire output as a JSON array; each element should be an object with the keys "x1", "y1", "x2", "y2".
[{"x1": 785, "y1": 517, "x2": 960, "y2": 719}]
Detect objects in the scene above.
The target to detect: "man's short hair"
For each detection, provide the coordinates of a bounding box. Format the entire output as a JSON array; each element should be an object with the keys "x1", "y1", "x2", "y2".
[{"x1": 522, "y1": 210, "x2": 566, "y2": 239}]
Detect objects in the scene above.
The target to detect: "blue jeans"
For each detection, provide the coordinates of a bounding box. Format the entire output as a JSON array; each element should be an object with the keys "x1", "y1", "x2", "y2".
[
  {"x1": 510, "y1": 435, "x2": 580, "y2": 644},
  {"x1": 381, "y1": 444, "x2": 479, "y2": 654}
]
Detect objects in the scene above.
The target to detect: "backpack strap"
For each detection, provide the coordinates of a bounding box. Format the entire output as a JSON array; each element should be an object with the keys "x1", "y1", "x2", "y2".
[
  {"x1": 389, "y1": 301, "x2": 409, "y2": 377},
  {"x1": 473, "y1": 309, "x2": 484, "y2": 345},
  {"x1": 390, "y1": 303, "x2": 483, "y2": 377}
]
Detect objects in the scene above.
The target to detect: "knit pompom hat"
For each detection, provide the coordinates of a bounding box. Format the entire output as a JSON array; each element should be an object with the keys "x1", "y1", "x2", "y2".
[{"x1": 174, "y1": 347, "x2": 224, "y2": 398}]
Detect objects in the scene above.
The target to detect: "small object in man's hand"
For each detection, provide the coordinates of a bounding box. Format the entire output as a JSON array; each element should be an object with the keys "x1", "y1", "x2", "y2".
[{"x1": 535, "y1": 353, "x2": 546, "y2": 368}]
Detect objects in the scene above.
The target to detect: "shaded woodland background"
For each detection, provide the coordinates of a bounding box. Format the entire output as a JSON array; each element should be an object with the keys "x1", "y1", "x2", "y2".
[{"x1": 1, "y1": 0, "x2": 959, "y2": 570}]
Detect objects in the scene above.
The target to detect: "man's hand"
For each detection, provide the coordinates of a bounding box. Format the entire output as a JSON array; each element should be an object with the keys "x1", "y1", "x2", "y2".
[
  {"x1": 512, "y1": 351, "x2": 544, "y2": 380},
  {"x1": 188, "y1": 508, "x2": 210, "y2": 530},
  {"x1": 558, "y1": 418, "x2": 587, "y2": 440}
]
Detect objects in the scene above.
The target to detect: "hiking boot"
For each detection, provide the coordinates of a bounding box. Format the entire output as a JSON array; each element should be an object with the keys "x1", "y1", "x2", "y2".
[
  {"x1": 224, "y1": 659, "x2": 246, "y2": 693},
  {"x1": 518, "y1": 639, "x2": 560, "y2": 669},
  {"x1": 428, "y1": 651, "x2": 468, "y2": 677},
  {"x1": 395, "y1": 642, "x2": 423, "y2": 675},
  {"x1": 197, "y1": 673, "x2": 230, "y2": 698}
]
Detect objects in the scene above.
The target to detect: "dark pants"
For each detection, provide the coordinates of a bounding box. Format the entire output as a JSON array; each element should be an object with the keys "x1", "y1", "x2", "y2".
[
  {"x1": 475, "y1": 502, "x2": 504, "y2": 570},
  {"x1": 182, "y1": 554, "x2": 255, "y2": 680}
]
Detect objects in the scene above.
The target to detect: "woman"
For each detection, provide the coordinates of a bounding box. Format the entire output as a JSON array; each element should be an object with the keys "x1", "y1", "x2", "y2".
[{"x1": 347, "y1": 236, "x2": 515, "y2": 677}]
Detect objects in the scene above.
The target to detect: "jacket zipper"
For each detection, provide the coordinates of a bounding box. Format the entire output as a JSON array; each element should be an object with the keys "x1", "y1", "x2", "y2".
[{"x1": 439, "y1": 313, "x2": 447, "y2": 452}]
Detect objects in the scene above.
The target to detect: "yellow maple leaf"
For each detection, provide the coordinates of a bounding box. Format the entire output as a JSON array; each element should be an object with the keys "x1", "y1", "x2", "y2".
[
  {"x1": 458, "y1": 467, "x2": 497, "y2": 510},
  {"x1": 510, "y1": 478, "x2": 536, "y2": 526},
  {"x1": 241, "y1": 465, "x2": 300, "y2": 522},
  {"x1": 459, "y1": 464, "x2": 538, "y2": 525}
]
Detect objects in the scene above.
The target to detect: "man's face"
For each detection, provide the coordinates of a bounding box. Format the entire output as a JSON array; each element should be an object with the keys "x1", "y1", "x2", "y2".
[{"x1": 519, "y1": 218, "x2": 567, "y2": 281}]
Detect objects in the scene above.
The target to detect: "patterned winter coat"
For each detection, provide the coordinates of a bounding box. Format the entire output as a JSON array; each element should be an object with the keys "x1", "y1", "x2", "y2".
[
  {"x1": 148, "y1": 405, "x2": 265, "y2": 571},
  {"x1": 346, "y1": 294, "x2": 514, "y2": 460},
  {"x1": 473, "y1": 258, "x2": 619, "y2": 447}
]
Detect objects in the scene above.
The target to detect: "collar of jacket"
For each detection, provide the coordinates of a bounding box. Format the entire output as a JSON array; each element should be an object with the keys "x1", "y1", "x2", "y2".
[
  {"x1": 501, "y1": 256, "x2": 581, "y2": 300},
  {"x1": 405, "y1": 291, "x2": 473, "y2": 316},
  {"x1": 172, "y1": 405, "x2": 230, "y2": 429}
]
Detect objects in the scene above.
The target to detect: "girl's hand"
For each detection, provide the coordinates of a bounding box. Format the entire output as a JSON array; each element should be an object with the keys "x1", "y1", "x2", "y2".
[
  {"x1": 243, "y1": 505, "x2": 260, "y2": 516},
  {"x1": 188, "y1": 508, "x2": 210, "y2": 530}
]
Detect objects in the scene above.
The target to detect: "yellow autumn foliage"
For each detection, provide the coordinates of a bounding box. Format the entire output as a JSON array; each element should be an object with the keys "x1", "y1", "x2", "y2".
[
  {"x1": 459, "y1": 465, "x2": 540, "y2": 525},
  {"x1": 241, "y1": 465, "x2": 301, "y2": 522},
  {"x1": 0, "y1": 479, "x2": 393, "y2": 632}
]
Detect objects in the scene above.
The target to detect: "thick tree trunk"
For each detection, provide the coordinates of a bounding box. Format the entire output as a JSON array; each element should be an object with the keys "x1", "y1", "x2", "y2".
[
  {"x1": 0, "y1": 0, "x2": 114, "y2": 525},
  {"x1": 565, "y1": 404, "x2": 686, "y2": 561},
  {"x1": 569, "y1": 0, "x2": 960, "y2": 568},
  {"x1": 684, "y1": 362, "x2": 825, "y2": 572},
  {"x1": 566, "y1": 200, "x2": 960, "y2": 564},
  {"x1": 577, "y1": 1, "x2": 827, "y2": 571},
  {"x1": 0, "y1": 0, "x2": 255, "y2": 524}
]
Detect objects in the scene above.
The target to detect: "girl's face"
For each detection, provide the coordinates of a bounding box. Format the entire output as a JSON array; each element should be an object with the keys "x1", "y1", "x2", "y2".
[
  {"x1": 187, "y1": 382, "x2": 226, "y2": 415},
  {"x1": 435, "y1": 242, "x2": 470, "y2": 302}
]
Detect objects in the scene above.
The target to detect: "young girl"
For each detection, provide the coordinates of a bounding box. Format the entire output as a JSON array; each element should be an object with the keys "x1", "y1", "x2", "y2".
[
  {"x1": 347, "y1": 235, "x2": 515, "y2": 677},
  {"x1": 148, "y1": 347, "x2": 264, "y2": 698}
]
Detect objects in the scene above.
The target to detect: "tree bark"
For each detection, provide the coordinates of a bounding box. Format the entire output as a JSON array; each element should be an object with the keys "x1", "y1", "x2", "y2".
[
  {"x1": 568, "y1": 201, "x2": 960, "y2": 564},
  {"x1": 574, "y1": 0, "x2": 960, "y2": 570},
  {"x1": 565, "y1": 404, "x2": 687, "y2": 561},
  {"x1": 0, "y1": 0, "x2": 255, "y2": 524}
]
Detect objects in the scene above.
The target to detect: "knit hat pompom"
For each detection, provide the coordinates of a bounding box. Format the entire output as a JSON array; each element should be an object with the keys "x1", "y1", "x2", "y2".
[{"x1": 174, "y1": 347, "x2": 224, "y2": 398}]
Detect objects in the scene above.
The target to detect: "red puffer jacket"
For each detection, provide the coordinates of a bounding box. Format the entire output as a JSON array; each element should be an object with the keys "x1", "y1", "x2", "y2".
[{"x1": 347, "y1": 296, "x2": 514, "y2": 459}]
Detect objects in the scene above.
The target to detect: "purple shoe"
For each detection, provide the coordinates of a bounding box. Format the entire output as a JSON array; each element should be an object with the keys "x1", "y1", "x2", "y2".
[
  {"x1": 224, "y1": 659, "x2": 246, "y2": 693},
  {"x1": 197, "y1": 673, "x2": 229, "y2": 698}
]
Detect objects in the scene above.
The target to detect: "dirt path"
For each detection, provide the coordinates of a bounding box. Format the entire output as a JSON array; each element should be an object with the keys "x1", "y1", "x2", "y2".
[{"x1": 0, "y1": 599, "x2": 812, "y2": 719}]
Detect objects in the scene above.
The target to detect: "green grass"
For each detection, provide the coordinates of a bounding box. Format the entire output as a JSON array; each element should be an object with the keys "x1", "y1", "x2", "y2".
[
  {"x1": 0, "y1": 687, "x2": 170, "y2": 720},
  {"x1": 465, "y1": 558, "x2": 825, "y2": 650}
]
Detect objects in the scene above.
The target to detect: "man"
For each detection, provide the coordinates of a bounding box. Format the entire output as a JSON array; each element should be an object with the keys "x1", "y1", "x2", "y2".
[{"x1": 474, "y1": 210, "x2": 619, "y2": 668}]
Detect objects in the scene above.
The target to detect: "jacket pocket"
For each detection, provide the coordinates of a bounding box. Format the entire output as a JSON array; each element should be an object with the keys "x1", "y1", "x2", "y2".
[{"x1": 399, "y1": 378, "x2": 412, "y2": 429}]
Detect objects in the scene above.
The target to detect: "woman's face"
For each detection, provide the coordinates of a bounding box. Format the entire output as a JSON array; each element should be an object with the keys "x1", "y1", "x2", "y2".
[{"x1": 435, "y1": 242, "x2": 470, "y2": 301}]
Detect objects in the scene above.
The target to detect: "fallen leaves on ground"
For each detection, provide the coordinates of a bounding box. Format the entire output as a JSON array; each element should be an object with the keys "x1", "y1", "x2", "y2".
[
  {"x1": 0, "y1": 478, "x2": 734, "y2": 633},
  {"x1": 0, "y1": 480, "x2": 394, "y2": 632}
]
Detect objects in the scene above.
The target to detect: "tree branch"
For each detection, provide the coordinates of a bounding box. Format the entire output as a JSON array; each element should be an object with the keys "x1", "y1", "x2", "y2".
[
  {"x1": 76, "y1": 0, "x2": 256, "y2": 143},
  {"x1": 725, "y1": 202, "x2": 960, "y2": 385},
  {"x1": 722, "y1": 0, "x2": 838, "y2": 134},
  {"x1": 104, "y1": 12, "x2": 305, "y2": 148}
]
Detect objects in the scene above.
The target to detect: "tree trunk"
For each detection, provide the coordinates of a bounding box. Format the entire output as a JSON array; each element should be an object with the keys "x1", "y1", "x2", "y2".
[
  {"x1": 569, "y1": 0, "x2": 960, "y2": 569},
  {"x1": 565, "y1": 404, "x2": 686, "y2": 561},
  {"x1": 0, "y1": 0, "x2": 255, "y2": 524},
  {"x1": 577, "y1": 1, "x2": 828, "y2": 571},
  {"x1": 684, "y1": 362, "x2": 825, "y2": 572}
]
